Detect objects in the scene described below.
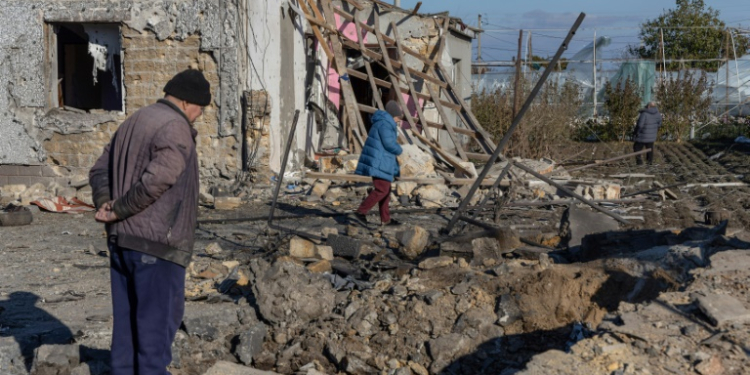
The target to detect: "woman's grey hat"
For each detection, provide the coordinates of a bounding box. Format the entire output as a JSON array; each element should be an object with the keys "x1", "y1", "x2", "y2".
[{"x1": 385, "y1": 100, "x2": 404, "y2": 118}]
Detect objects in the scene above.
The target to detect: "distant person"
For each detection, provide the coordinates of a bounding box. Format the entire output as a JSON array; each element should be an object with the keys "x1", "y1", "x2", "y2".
[
  {"x1": 353, "y1": 101, "x2": 404, "y2": 226},
  {"x1": 633, "y1": 101, "x2": 662, "y2": 165},
  {"x1": 89, "y1": 69, "x2": 210, "y2": 375}
]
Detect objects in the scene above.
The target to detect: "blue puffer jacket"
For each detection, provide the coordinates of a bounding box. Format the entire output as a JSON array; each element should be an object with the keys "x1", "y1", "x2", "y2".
[
  {"x1": 633, "y1": 107, "x2": 662, "y2": 143},
  {"x1": 355, "y1": 110, "x2": 403, "y2": 182}
]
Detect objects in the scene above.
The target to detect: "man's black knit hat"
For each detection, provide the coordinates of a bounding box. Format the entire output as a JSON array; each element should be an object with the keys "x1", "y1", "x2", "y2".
[{"x1": 163, "y1": 69, "x2": 212, "y2": 106}]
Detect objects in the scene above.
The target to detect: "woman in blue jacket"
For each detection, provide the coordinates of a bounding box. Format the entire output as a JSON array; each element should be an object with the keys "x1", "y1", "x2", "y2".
[{"x1": 353, "y1": 101, "x2": 403, "y2": 226}]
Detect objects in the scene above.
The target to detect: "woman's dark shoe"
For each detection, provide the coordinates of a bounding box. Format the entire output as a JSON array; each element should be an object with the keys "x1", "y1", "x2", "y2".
[
  {"x1": 353, "y1": 212, "x2": 368, "y2": 224},
  {"x1": 383, "y1": 219, "x2": 402, "y2": 226}
]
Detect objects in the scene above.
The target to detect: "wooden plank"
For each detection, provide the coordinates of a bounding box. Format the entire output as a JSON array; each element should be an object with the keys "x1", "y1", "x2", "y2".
[
  {"x1": 299, "y1": 0, "x2": 334, "y2": 61},
  {"x1": 424, "y1": 73, "x2": 468, "y2": 160},
  {"x1": 334, "y1": 7, "x2": 434, "y2": 67},
  {"x1": 346, "y1": 68, "x2": 461, "y2": 110},
  {"x1": 305, "y1": 172, "x2": 444, "y2": 184},
  {"x1": 435, "y1": 61, "x2": 496, "y2": 151},
  {"x1": 357, "y1": 105, "x2": 477, "y2": 138},
  {"x1": 340, "y1": 39, "x2": 448, "y2": 89},
  {"x1": 352, "y1": 11, "x2": 384, "y2": 110},
  {"x1": 371, "y1": 9, "x2": 422, "y2": 137},
  {"x1": 342, "y1": 0, "x2": 364, "y2": 10},
  {"x1": 320, "y1": 0, "x2": 368, "y2": 148},
  {"x1": 389, "y1": 20, "x2": 437, "y2": 145},
  {"x1": 409, "y1": 129, "x2": 473, "y2": 177}
]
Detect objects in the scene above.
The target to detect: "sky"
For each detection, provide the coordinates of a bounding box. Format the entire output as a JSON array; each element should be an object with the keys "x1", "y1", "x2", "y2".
[{"x1": 398, "y1": 0, "x2": 750, "y2": 62}]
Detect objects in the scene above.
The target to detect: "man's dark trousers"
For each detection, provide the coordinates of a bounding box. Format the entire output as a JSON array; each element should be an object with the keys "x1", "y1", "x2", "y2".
[
  {"x1": 109, "y1": 240, "x2": 185, "y2": 375},
  {"x1": 633, "y1": 142, "x2": 655, "y2": 165}
]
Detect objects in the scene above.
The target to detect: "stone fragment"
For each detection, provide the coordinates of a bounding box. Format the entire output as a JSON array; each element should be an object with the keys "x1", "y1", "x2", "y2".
[
  {"x1": 204, "y1": 242, "x2": 223, "y2": 255},
  {"x1": 694, "y1": 293, "x2": 750, "y2": 326},
  {"x1": 418, "y1": 256, "x2": 453, "y2": 270},
  {"x1": 414, "y1": 185, "x2": 449, "y2": 208},
  {"x1": 235, "y1": 323, "x2": 268, "y2": 366},
  {"x1": 214, "y1": 196, "x2": 242, "y2": 210},
  {"x1": 0, "y1": 336, "x2": 23, "y2": 374},
  {"x1": 289, "y1": 236, "x2": 316, "y2": 258},
  {"x1": 204, "y1": 361, "x2": 281, "y2": 375},
  {"x1": 182, "y1": 304, "x2": 240, "y2": 341},
  {"x1": 394, "y1": 181, "x2": 418, "y2": 196},
  {"x1": 31, "y1": 344, "x2": 80, "y2": 372},
  {"x1": 199, "y1": 192, "x2": 215, "y2": 205},
  {"x1": 427, "y1": 333, "x2": 469, "y2": 373},
  {"x1": 248, "y1": 259, "x2": 335, "y2": 329},
  {"x1": 320, "y1": 227, "x2": 338, "y2": 238},
  {"x1": 695, "y1": 355, "x2": 724, "y2": 375},
  {"x1": 20, "y1": 183, "x2": 48, "y2": 205},
  {"x1": 310, "y1": 180, "x2": 331, "y2": 198},
  {"x1": 342, "y1": 154, "x2": 359, "y2": 173},
  {"x1": 496, "y1": 294, "x2": 521, "y2": 327},
  {"x1": 306, "y1": 260, "x2": 332, "y2": 273},
  {"x1": 396, "y1": 226, "x2": 430, "y2": 260},
  {"x1": 454, "y1": 161, "x2": 477, "y2": 178},
  {"x1": 397, "y1": 144, "x2": 435, "y2": 178},
  {"x1": 564, "y1": 206, "x2": 619, "y2": 255},
  {"x1": 315, "y1": 245, "x2": 334, "y2": 260}
]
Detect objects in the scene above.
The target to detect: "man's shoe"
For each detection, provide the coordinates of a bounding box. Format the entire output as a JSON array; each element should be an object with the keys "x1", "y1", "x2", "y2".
[
  {"x1": 353, "y1": 212, "x2": 368, "y2": 224},
  {"x1": 383, "y1": 218, "x2": 402, "y2": 226}
]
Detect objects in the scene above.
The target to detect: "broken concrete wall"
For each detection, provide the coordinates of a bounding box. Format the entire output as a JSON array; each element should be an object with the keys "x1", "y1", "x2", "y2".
[{"x1": 0, "y1": 0, "x2": 241, "y2": 188}]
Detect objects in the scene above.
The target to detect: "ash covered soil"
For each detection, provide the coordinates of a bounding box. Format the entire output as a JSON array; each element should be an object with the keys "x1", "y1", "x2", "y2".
[{"x1": 1, "y1": 141, "x2": 750, "y2": 375}]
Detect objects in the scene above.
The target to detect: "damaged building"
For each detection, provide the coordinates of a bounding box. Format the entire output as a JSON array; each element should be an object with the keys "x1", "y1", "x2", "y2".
[{"x1": 0, "y1": 0, "x2": 483, "y2": 197}]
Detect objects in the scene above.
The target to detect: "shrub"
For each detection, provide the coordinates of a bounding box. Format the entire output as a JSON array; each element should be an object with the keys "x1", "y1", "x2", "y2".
[
  {"x1": 656, "y1": 70, "x2": 713, "y2": 142},
  {"x1": 601, "y1": 78, "x2": 643, "y2": 142}
]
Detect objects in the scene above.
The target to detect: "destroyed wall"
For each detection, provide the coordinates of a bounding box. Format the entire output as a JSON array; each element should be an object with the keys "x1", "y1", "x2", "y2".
[{"x1": 0, "y1": 0, "x2": 242, "y2": 189}]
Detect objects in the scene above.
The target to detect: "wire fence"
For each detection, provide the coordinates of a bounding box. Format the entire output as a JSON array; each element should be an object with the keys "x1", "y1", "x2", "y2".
[{"x1": 471, "y1": 26, "x2": 750, "y2": 119}]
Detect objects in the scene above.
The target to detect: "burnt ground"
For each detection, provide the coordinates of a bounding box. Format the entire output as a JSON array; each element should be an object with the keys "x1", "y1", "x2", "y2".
[{"x1": 1, "y1": 141, "x2": 750, "y2": 375}]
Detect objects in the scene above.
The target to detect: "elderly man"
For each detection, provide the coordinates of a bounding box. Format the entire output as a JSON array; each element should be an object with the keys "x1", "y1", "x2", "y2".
[
  {"x1": 89, "y1": 69, "x2": 210, "y2": 375},
  {"x1": 633, "y1": 101, "x2": 662, "y2": 165}
]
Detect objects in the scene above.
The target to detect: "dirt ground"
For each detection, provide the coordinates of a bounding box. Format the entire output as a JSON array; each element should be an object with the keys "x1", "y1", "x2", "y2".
[{"x1": 1, "y1": 141, "x2": 750, "y2": 375}]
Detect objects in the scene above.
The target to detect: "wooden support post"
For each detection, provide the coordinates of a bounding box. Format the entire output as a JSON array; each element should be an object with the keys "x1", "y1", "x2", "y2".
[
  {"x1": 299, "y1": 0, "x2": 334, "y2": 61},
  {"x1": 320, "y1": 0, "x2": 368, "y2": 148}
]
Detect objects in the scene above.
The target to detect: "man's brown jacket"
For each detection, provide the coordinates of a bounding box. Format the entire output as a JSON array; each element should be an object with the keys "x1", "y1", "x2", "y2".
[{"x1": 90, "y1": 99, "x2": 199, "y2": 267}]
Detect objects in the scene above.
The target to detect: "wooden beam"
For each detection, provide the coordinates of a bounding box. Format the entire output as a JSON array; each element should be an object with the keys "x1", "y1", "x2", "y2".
[
  {"x1": 306, "y1": 172, "x2": 444, "y2": 184},
  {"x1": 342, "y1": 0, "x2": 364, "y2": 10},
  {"x1": 346, "y1": 68, "x2": 461, "y2": 110},
  {"x1": 334, "y1": 7, "x2": 435, "y2": 68},
  {"x1": 409, "y1": 129, "x2": 473, "y2": 177},
  {"x1": 321, "y1": 0, "x2": 368, "y2": 148},
  {"x1": 357, "y1": 103, "x2": 477, "y2": 138},
  {"x1": 389, "y1": 20, "x2": 437, "y2": 146},
  {"x1": 353, "y1": 11, "x2": 384, "y2": 110},
  {"x1": 372, "y1": 9, "x2": 424, "y2": 140},
  {"x1": 299, "y1": 0, "x2": 333, "y2": 61},
  {"x1": 339, "y1": 39, "x2": 447, "y2": 89},
  {"x1": 434, "y1": 62, "x2": 496, "y2": 152}
]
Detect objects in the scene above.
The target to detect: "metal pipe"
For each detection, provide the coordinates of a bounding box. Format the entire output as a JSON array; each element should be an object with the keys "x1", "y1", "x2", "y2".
[
  {"x1": 443, "y1": 12, "x2": 586, "y2": 234},
  {"x1": 268, "y1": 110, "x2": 301, "y2": 224}
]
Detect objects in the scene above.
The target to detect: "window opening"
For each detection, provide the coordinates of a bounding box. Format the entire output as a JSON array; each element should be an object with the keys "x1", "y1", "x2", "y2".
[{"x1": 53, "y1": 23, "x2": 123, "y2": 112}]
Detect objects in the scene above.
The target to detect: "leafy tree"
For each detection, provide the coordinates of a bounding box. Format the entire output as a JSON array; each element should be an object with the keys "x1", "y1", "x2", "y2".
[
  {"x1": 656, "y1": 70, "x2": 713, "y2": 142},
  {"x1": 602, "y1": 78, "x2": 643, "y2": 142},
  {"x1": 629, "y1": 0, "x2": 748, "y2": 71}
]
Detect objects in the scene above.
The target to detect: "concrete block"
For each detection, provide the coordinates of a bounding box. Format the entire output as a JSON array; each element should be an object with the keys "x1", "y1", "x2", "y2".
[
  {"x1": 694, "y1": 293, "x2": 750, "y2": 326},
  {"x1": 235, "y1": 323, "x2": 268, "y2": 366},
  {"x1": 315, "y1": 245, "x2": 334, "y2": 260},
  {"x1": 397, "y1": 144, "x2": 435, "y2": 178},
  {"x1": 564, "y1": 206, "x2": 619, "y2": 255},
  {"x1": 306, "y1": 260, "x2": 332, "y2": 274},
  {"x1": 214, "y1": 197, "x2": 242, "y2": 210},
  {"x1": 0, "y1": 165, "x2": 19, "y2": 176},
  {"x1": 418, "y1": 256, "x2": 453, "y2": 270},
  {"x1": 394, "y1": 181, "x2": 418, "y2": 196},
  {"x1": 289, "y1": 237, "x2": 316, "y2": 258},
  {"x1": 326, "y1": 234, "x2": 363, "y2": 259},
  {"x1": 310, "y1": 180, "x2": 331, "y2": 197}
]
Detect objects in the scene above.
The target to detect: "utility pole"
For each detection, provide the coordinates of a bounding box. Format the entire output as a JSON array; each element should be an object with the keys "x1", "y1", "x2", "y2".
[
  {"x1": 726, "y1": 29, "x2": 730, "y2": 114},
  {"x1": 593, "y1": 31, "x2": 597, "y2": 117},
  {"x1": 513, "y1": 30, "x2": 523, "y2": 118},
  {"x1": 477, "y1": 14, "x2": 482, "y2": 61}
]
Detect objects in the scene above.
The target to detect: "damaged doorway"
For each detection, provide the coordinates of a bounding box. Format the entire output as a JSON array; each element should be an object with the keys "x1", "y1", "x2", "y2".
[
  {"x1": 48, "y1": 23, "x2": 123, "y2": 112},
  {"x1": 346, "y1": 48, "x2": 390, "y2": 132}
]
